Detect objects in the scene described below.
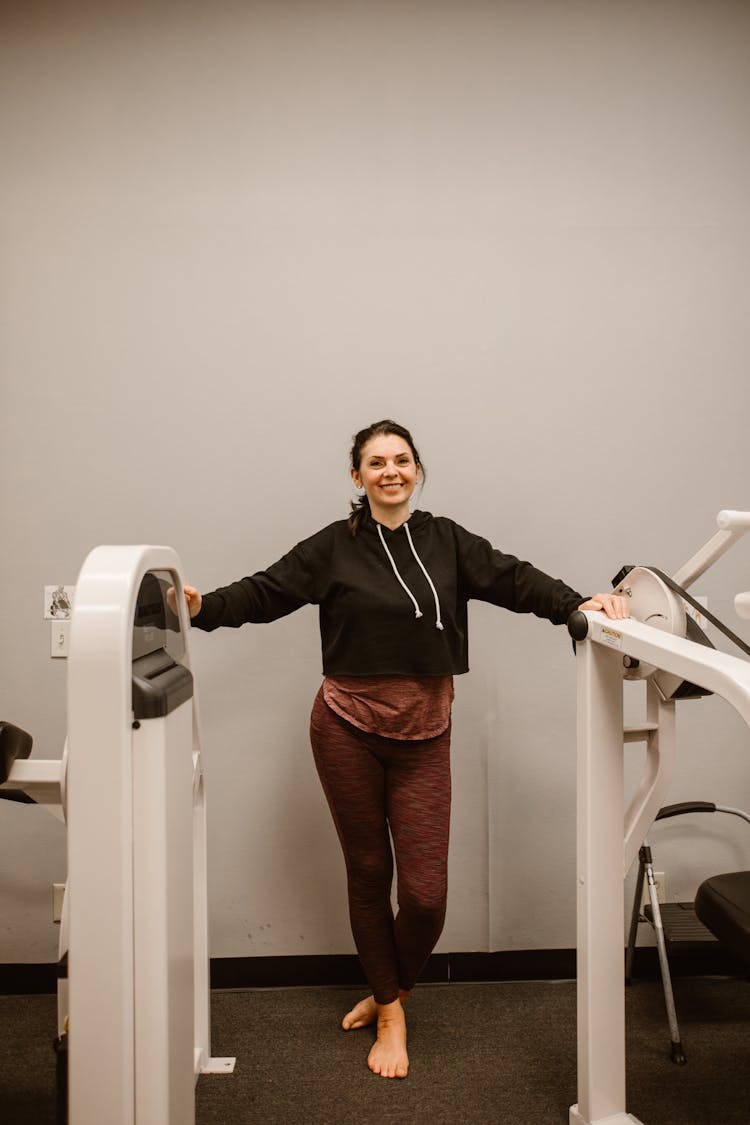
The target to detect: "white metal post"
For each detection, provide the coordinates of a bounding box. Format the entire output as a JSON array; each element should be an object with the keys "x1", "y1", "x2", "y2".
[
  {"x1": 67, "y1": 551, "x2": 141, "y2": 1125},
  {"x1": 192, "y1": 745, "x2": 211, "y2": 1073},
  {"x1": 132, "y1": 701, "x2": 196, "y2": 1125},
  {"x1": 570, "y1": 637, "x2": 643, "y2": 1125}
]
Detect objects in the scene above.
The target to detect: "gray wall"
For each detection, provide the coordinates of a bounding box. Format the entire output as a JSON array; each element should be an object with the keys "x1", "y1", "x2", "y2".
[{"x1": 2, "y1": 0, "x2": 750, "y2": 964}]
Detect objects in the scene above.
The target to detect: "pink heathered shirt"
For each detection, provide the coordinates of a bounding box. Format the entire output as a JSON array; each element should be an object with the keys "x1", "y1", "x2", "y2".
[{"x1": 322, "y1": 675, "x2": 454, "y2": 740}]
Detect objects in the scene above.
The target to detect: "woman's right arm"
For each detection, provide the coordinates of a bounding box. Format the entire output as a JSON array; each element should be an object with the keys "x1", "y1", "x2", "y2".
[{"x1": 165, "y1": 529, "x2": 330, "y2": 631}]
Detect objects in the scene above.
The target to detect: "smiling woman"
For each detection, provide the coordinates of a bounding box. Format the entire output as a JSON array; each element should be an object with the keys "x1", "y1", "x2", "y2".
[
  {"x1": 172, "y1": 418, "x2": 628, "y2": 1081},
  {"x1": 349, "y1": 421, "x2": 422, "y2": 531}
]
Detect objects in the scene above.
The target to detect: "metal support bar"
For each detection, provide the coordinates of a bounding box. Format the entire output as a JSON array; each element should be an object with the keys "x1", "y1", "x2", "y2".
[
  {"x1": 571, "y1": 638, "x2": 644, "y2": 1125},
  {"x1": 672, "y1": 509, "x2": 750, "y2": 590},
  {"x1": 0, "y1": 758, "x2": 64, "y2": 819},
  {"x1": 623, "y1": 685, "x2": 676, "y2": 877}
]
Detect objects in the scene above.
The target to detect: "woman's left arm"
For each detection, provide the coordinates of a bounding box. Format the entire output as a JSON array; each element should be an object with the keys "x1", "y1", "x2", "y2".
[
  {"x1": 449, "y1": 520, "x2": 632, "y2": 624},
  {"x1": 578, "y1": 593, "x2": 630, "y2": 620}
]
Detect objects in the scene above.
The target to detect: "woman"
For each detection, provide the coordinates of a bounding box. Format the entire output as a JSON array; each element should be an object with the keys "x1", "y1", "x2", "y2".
[{"x1": 176, "y1": 419, "x2": 628, "y2": 1080}]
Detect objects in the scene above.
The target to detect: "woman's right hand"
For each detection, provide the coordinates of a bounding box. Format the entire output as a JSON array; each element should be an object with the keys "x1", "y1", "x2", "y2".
[{"x1": 166, "y1": 584, "x2": 203, "y2": 619}]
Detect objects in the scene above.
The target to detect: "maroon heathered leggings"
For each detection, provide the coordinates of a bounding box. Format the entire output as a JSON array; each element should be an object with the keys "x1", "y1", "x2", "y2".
[{"x1": 309, "y1": 686, "x2": 451, "y2": 1005}]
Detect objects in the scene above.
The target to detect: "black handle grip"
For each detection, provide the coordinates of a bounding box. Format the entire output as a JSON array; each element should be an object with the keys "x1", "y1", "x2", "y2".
[
  {"x1": 655, "y1": 801, "x2": 717, "y2": 820},
  {"x1": 567, "y1": 610, "x2": 589, "y2": 642}
]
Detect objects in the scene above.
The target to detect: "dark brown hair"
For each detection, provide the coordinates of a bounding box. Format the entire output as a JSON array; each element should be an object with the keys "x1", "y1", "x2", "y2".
[{"x1": 348, "y1": 419, "x2": 423, "y2": 536}]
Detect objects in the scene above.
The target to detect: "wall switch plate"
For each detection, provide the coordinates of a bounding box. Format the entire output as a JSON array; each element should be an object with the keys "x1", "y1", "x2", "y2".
[{"x1": 51, "y1": 620, "x2": 70, "y2": 658}]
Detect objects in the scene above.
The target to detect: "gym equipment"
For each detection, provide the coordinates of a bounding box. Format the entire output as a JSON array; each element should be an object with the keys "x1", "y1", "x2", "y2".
[
  {"x1": 695, "y1": 866, "x2": 750, "y2": 965},
  {"x1": 567, "y1": 510, "x2": 750, "y2": 1125},
  {"x1": 1, "y1": 545, "x2": 235, "y2": 1124},
  {"x1": 625, "y1": 800, "x2": 750, "y2": 1065}
]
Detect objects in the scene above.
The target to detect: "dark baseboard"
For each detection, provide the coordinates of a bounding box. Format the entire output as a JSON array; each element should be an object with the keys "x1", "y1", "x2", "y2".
[
  {"x1": 210, "y1": 946, "x2": 747, "y2": 989},
  {"x1": 210, "y1": 953, "x2": 370, "y2": 990},
  {"x1": 450, "y1": 949, "x2": 578, "y2": 982},
  {"x1": 2, "y1": 945, "x2": 745, "y2": 996},
  {"x1": 0, "y1": 962, "x2": 61, "y2": 995}
]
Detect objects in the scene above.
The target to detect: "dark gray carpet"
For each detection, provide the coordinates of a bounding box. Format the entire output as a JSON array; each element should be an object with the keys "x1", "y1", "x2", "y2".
[{"x1": 1, "y1": 978, "x2": 749, "y2": 1124}]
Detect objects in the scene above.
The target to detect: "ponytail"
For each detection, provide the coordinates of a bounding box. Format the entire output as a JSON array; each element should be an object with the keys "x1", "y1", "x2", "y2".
[{"x1": 348, "y1": 492, "x2": 371, "y2": 537}]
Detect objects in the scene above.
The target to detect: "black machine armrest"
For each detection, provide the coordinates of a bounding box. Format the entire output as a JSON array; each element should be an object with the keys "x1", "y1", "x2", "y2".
[{"x1": 0, "y1": 721, "x2": 33, "y2": 786}]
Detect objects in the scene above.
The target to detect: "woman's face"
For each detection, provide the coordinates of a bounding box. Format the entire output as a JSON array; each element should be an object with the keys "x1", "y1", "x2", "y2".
[{"x1": 351, "y1": 433, "x2": 420, "y2": 524}]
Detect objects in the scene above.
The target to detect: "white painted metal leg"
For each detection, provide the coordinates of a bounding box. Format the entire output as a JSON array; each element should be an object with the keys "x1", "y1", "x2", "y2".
[
  {"x1": 192, "y1": 722, "x2": 236, "y2": 1077},
  {"x1": 192, "y1": 755, "x2": 211, "y2": 1075},
  {"x1": 133, "y1": 703, "x2": 196, "y2": 1125},
  {"x1": 570, "y1": 1107, "x2": 643, "y2": 1125},
  {"x1": 192, "y1": 752, "x2": 235, "y2": 1076},
  {"x1": 623, "y1": 685, "x2": 676, "y2": 876},
  {"x1": 68, "y1": 624, "x2": 136, "y2": 1125},
  {"x1": 571, "y1": 639, "x2": 644, "y2": 1125}
]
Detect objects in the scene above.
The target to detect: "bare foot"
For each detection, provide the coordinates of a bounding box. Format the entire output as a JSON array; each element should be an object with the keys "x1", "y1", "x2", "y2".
[
  {"x1": 342, "y1": 989, "x2": 410, "y2": 1031},
  {"x1": 367, "y1": 999, "x2": 409, "y2": 1079},
  {"x1": 342, "y1": 995, "x2": 377, "y2": 1030}
]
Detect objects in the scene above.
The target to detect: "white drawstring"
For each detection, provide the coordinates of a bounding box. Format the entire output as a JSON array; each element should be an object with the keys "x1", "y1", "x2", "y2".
[
  {"x1": 377, "y1": 524, "x2": 423, "y2": 619},
  {"x1": 376, "y1": 523, "x2": 444, "y2": 630},
  {"x1": 404, "y1": 522, "x2": 444, "y2": 630}
]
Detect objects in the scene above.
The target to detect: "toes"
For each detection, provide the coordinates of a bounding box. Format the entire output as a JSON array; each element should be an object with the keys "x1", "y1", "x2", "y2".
[
  {"x1": 343, "y1": 997, "x2": 377, "y2": 1031},
  {"x1": 367, "y1": 1053, "x2": 408, "y2": 1079}
]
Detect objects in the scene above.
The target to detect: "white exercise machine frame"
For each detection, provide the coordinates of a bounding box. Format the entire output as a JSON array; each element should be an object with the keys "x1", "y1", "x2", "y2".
[
  {"x1": 2, "y1": 544, "x2": 234, "y2": 1125},
  {"x1": 570, "y1": 511, "x2": 750, "y2": 1125}
]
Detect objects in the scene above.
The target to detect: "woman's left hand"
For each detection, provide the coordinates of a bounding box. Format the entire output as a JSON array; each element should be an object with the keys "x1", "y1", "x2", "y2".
[{"x1": 578, "y1": 593, "x2": 630, "y2": 620}]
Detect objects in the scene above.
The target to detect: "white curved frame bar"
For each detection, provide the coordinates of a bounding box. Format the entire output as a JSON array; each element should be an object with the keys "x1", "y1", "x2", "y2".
[{"x1": 66, "y1": 545, "x2": 233, "y2": 1125}]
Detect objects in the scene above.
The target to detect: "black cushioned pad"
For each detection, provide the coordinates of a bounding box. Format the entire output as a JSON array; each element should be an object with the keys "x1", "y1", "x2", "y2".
[
  {"x1": 695, "y1": 871, "x2": 750, "y2": 965},
  {"x1": 0, "y1": 721, "x2": 33, "y2": 785}
]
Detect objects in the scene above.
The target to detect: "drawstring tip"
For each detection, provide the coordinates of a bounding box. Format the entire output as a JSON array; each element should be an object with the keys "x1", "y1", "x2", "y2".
[
  {"x1": 414, "y1": 609, "x2": 423, "y2": 619},
  {"x1": 436, "y1": 621, "x2": 444, "y2": 630}
]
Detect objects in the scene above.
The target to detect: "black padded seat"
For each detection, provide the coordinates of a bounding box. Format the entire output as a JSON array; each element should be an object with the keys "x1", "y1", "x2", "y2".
[{"x1": 695, "y1": 871, "x2": 750, "y2": 966}]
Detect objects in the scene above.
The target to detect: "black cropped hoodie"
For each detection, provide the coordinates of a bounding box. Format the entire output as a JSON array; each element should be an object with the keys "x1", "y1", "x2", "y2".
[{"x1": 191, "y1": 510, "x2": 584, "y2": 676}]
